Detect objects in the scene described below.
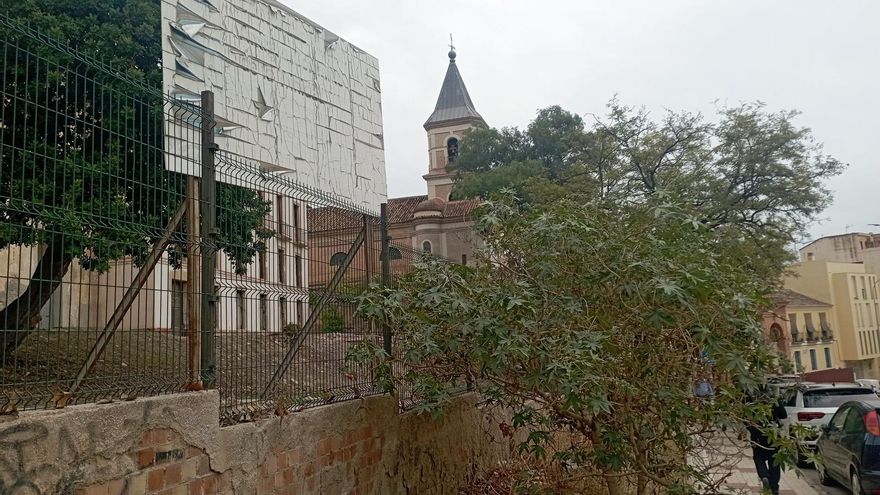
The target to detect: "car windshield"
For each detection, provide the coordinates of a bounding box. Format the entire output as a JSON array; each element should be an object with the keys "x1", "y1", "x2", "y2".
[{"x1": 803, "y1": 388, "x2": 876, "y2": 408}]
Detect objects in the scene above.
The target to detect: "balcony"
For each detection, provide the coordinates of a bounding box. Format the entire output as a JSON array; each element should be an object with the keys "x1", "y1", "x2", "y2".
[
  {"x1": 820, "y1": 313, "x2": 834, "y2": 341},
  {"x1": 805, "y1": 314, "x2": 819, "y2": 342}
]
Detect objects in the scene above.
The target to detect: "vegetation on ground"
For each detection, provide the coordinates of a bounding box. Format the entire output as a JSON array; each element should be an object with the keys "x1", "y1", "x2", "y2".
[{"x1": 351, "y1": 192, "x2": 819, "y2": 494}]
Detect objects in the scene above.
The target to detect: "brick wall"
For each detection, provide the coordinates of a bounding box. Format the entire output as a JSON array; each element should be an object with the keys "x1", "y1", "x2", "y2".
[{"x1": 0, "y1": 391, "x2": 509, "y2": 495}]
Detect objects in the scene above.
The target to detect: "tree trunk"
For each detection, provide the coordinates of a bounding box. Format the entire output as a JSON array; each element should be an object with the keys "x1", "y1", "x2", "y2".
[
  {"x1": 591, "y1": 425, "x2": 624, "y2": 495},
  {"x1": 0, "y1": 241, "x2": 73, "y2": 356}
]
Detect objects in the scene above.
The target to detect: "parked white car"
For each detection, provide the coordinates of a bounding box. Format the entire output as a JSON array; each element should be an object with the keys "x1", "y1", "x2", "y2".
[
  {"x1": 856, "y1": 378, "x2": 880, "y2": 394},
  {"x1": 781, "y1": 383, "x2": 878, "y2": 465}
]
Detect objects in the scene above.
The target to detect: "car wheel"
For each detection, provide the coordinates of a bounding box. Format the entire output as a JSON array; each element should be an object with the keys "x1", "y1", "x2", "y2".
[
  {"x1": 795, "y1": 449, "x2": 810, "y2": 468},
  {"x1": 852, "y1": 469, "x2": 864, "y2": 495},
  {"x1": 817, "y1": 462, "x2": 835, "y2": 486}
]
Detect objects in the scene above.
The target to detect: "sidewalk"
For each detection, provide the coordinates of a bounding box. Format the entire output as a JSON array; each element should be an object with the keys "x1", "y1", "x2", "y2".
[{"x1": 693, "y1": 434, "x2": 821, "y2": 494}]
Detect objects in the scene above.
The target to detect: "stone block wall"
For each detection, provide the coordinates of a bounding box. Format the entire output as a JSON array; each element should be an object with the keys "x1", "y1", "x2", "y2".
[{"x1": 0, "y1": 391, "x2": 509, "y2": 495}]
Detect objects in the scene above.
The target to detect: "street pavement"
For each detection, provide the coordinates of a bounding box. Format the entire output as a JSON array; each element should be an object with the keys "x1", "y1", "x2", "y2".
[
  {"x1": 692, "y1": 433, "x2": 848, "y2": 494},
  {"x1": 800, "y1": 467, "x2": 848, "y2": 495}
]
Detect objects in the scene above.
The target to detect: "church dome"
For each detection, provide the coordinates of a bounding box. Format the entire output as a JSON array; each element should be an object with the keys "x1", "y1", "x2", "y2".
[{"x1": 413, "y1": 197, "x2": 445, "y2": 218}]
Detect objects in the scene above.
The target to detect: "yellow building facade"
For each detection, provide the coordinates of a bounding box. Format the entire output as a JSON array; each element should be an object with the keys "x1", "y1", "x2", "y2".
[
  {"x1": 766, "y1": 290, "x2": 841, "y2": 373},
  {"x1": 785, "y1": 261, "x2": 880, "y2": 378}
]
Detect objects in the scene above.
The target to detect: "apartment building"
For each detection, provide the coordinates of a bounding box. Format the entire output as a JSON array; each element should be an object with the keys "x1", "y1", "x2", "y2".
[
  {"x1": 785, "y1": 261, "x2": 880, "y2": 378},
  {"x1": 800, "y1": 232, "x2": 880, "y2": 274},
  {"x1": 765, "y1": 289, "x2": 840, "y2": 373}
]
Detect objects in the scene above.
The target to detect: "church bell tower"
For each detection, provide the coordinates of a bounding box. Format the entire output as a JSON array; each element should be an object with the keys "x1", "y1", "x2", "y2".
[{"x1": 423, "y1": 44, "x2": 486, "y2": 201}]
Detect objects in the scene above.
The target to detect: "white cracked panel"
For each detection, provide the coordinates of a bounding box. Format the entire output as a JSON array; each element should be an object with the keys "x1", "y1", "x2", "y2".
[{"x1": 161, "y1": 0, "x2": 387, "y2": 209}]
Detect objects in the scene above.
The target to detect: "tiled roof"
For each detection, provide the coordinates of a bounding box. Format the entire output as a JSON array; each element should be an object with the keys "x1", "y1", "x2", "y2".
[
  {"x1": 442, "y1": 197, "x2": 481, "y2": 218},
  {"x1": 307, "y1": 195, "x2": 481, "y2": 231},
  {"x1": 772, "y1": 289, "x2": 831, "y2": 308},
  {"x1": 387, "y1": 195, "x2": 428, "y2": 223}
]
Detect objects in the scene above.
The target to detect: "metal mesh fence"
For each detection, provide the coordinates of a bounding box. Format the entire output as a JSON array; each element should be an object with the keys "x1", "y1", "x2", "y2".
[
  {"x1": 212, "y1": 152, "x2": 386, "y2": 424},
  {"x1": 0, "y1": 14, "x2": 203, "y2": 409},
  {"x1": 0, "y1": 15, "x2": 409, "y2": 422}
]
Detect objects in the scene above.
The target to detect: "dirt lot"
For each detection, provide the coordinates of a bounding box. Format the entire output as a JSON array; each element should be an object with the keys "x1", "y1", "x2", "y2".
[{"x1": 0, "y1": 328, "x2": 383, "y2": 422}]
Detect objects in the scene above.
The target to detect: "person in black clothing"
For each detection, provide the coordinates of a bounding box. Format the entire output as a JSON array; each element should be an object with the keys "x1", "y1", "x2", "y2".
[{"x1": 746, "y1": 392, "x2": 788, "y2": 495}]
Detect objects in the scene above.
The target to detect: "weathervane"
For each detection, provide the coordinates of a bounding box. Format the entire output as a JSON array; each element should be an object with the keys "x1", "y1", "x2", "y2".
[{"x1": 448, "y1": 33, "x2": 456, "y2": 61}]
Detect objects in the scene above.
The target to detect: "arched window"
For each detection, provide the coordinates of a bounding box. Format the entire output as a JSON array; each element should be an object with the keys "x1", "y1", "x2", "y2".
[
  {"x1": 422, "y1": 241, "x2": 432, "y2": 254},
  {"x1": 769, "y1": 323, "x2": 786, "y2": 354},
  {"x1": 446, "y1": 137, "x2": 459, "y2": 162},
  {"x1": 380, "y1": 247, "x2": 403, "y2": 261},
  {"x1": 330, "y1": 252, "x2": 347, "y2": 266}
]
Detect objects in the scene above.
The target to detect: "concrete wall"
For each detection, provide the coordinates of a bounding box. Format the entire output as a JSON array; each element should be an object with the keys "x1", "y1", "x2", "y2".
[{"x1": 0, "y1": 392, "x2": 509, "y2": 495}]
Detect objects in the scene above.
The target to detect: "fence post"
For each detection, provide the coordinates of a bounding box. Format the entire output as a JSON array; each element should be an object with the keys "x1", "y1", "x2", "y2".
[
  {"x1": 200, "y1": 90, "x2": 218, "y2": 386},
  {"x1": 363, "y1": 214, "x2": 373, "y2": 283},
  {"x1": 380, "y1": 203, "x2": 392, "y2": 357},
  {"x1": 186, "y1": 177, "x2": 202, "y2": 389}
]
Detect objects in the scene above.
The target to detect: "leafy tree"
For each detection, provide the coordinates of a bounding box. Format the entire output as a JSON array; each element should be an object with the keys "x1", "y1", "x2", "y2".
[
  {"x1": 452, "y1": 106, "x2": 589, "y2": 198},
  {"x1": 0, "y1": 1, "x2": 272, "y2": 353},
  {"x1": 452, "y1": 101, "x2": 845, "y2": 276},
  {"x1": 353, "y1": 194, "x2": 797, "y2": 494}
]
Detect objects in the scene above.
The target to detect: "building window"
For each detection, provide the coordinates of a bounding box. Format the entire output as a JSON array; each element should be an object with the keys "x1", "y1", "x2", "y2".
[
  {"x1": 236, "y1": 290, "x2": 246, "y2": 331},
  {"x1": 295, "y1": 255, "x2": 303, "y2": 288},
  {"x1": 296, "y1": 300, "x2": 305, "y2": 325},
  {"x1": 276, "y1": 195, "x2": 285, "y2": 228},
  {"x1": 446, "y1": 137, "x2": 459, "y2": 162},
  {"x1": 258, "y1": 251, "x2": 267, "y2": 280},
  {"x1": 788, "y1": 313, "x2": 800, "y2": 342},
  {"x1": 804, "y1": 313, "x2": 817, "y2": 341},
  {"x1": 280, "y1": 297, "x2": 287, "y2": 326},
  {"x1": 794, "y1": 351, "x2": 803, "y2": 372},
  {"x1": 278, "y1": 249, "x2": 286, "y2": 284},
  {"x1": 171, "y1": 281, "x2": 187, "y2": 335},
  {"x1": 809, "y1": 349, "x2": 818, "y2": 371},
  {"x1": 380, "y1": 247, "x2": 403, "y2": 262},
  {"x1": 214, "y1": 285, "x2": 220, "y2": 331},
  {"x1": 862, "y1": 276, "x2": 868, "y2": 300},
  {"x1": 853, "y1": 276, "x2": 860, "y2": 300},
  {"x1": 292, "y1": 203, "x2": 301, "y2": 243},
  {"x1": 824, "y1": 347, "x2": 832, "y2": 368},
  {"x1": 259, "y1": 294, "x2": 268, "y2": 332},
  {"x1": 806, "y1": 252, "x2": 815, "y2": 261},
  {"x1": 422, "y1": 241, "x2": 432, "y2": 254},
  {"x1": 330, "y1": 252, "x2": 347, "y2": 266},
  {"x1": 462, "y1": 254, "x2": 467, "y2": 266},
  {"x1": 819, "y1": 312, "x2": 832, "y2": 339}
]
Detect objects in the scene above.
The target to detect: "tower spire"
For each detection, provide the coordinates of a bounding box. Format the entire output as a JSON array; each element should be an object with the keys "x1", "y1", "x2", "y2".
[{"x1": 424, "y1": 42, "x2": 484, "y2": 130}]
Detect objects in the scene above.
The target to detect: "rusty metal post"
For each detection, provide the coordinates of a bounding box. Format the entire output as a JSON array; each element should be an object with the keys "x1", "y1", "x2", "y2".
[
  {"x1": 363, "y1": 214, "x2": 374, "y2": 283},
  {"x1": 380, "y1": 203, "x2": 392, "y2": 357},
  {"x1": 200, "y1": 90, "x2": 218, "y2": 387},
  {"x1": 186, "y1": 178, "x2": 202, "y2": 389}
]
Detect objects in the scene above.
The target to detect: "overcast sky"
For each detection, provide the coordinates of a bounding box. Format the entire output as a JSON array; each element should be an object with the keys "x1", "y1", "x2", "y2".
[{"x1": 283, "y1": 0, "x2": 879, "y2": 244}]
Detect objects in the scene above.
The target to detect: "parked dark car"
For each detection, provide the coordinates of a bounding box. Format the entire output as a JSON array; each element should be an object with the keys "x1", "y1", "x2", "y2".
[{"x1": 816, "y1": 399, "x2": 880, "y2": 494}]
